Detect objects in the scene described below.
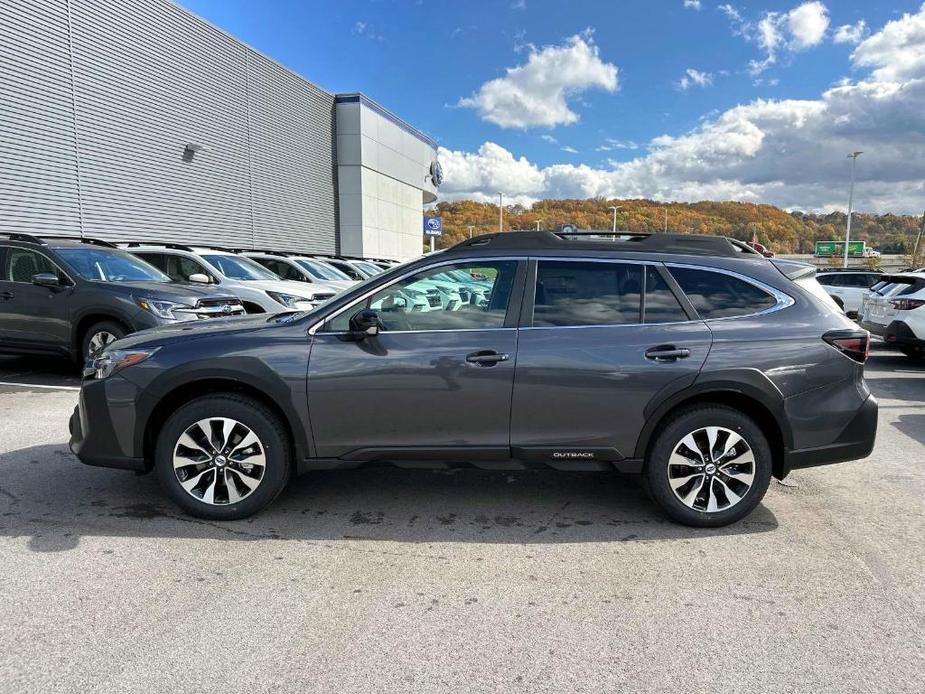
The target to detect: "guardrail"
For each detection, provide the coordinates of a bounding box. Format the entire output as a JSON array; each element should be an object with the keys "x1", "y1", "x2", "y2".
[{"x1": 778, "y1": 254, "x2": 912, "y2": 271}]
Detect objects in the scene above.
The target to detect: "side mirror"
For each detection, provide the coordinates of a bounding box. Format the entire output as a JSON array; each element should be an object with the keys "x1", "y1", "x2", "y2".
[
  {"x1": 32, "y1": 273, "x2": 61, "y2": 288},
  {"x1": 188, "y1": 273, "x2": 211, "y2": 284},
  {"x1": 349, "y1": 308, "x2": 383, "y2": 338}
]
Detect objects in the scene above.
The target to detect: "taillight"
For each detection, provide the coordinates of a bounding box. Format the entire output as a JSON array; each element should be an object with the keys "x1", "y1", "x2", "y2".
[
  {"x1": 823, "y1": 329, "x2": 870, "y2": 363},
  {"x1": 890, "y1": 298, "x2": 925, "y2": 311}
]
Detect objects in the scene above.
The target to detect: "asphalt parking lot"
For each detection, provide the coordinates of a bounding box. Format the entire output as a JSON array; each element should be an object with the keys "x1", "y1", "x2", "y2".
[{"x1": 0, "y1": 348, "x2": 923, "y2": 693}]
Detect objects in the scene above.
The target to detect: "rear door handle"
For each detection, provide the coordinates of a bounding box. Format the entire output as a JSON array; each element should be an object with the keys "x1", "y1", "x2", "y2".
[
  {"x1": 0, "y1": 291, "x2": 13, "y2": 300},
  {"x1": 645, "y1": 346, "x2": 691, "y2": 361},
  {"x1": 465, "y1": 350, "x2": 510, "y2": 366}
]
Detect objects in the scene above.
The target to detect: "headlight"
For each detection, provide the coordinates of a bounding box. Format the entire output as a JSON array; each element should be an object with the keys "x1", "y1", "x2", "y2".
[
  {"x1": 135, "y1": 297, "x2": 188, "y2": 320},
  {"x1": 85, "y1": 348, "x2": 160, "y2": 380},
  {"x1": 267, "y1": 291, "x2": 309, "y2": 307}
]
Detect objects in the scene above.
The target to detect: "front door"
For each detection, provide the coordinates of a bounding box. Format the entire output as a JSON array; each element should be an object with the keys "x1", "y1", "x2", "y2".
[
  {"x1": 511, "y1": 260, "x2": 712, "y2": 463},
  {"x1": 0, "y1": 246, "x2": 71, "y2": 353},
  {"x1": 307, "y1": 259, "x2": 524, "y2": 461}
]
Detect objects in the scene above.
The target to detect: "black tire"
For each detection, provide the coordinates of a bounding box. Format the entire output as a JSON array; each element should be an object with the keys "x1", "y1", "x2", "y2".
[
  {"x1": 900, "y1": 346, "x2": 925, "y2": 360},
  {"x1": 645, "y1": 405, "x2": 772, "y2": 528},
  {"x1": 154, "y1": 394, "x2": 291, "y2": 520},
  {"x1": 81, "y1": 320, "x2": 126, "y2": 363}
]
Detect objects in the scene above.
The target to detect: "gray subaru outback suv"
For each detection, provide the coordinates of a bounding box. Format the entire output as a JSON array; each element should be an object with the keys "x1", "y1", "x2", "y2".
[{"x1": 70, "y1": 231, "x2": 877, "y2": 527}]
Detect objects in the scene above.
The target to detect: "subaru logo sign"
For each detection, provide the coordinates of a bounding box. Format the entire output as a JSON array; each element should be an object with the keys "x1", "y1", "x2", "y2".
[
  {"x1": 430, "y1": 160, "x2": 444, "y2": 187},
  {"x1": 423, "y1": 216, "x2": 443, "y2": 236}
]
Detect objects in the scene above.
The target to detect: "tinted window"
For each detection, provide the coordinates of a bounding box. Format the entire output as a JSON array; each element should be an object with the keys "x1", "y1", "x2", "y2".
[
  {"x1": 5, "y1": 248, "x2": 60, "y2": 283},
  {"x1": 325, "y1": 261, "x2": 517, "y2": 332},
  {"x1": 644, "y1": 266, "x2": 688, "y2": 323},
  {"x1": 258, "y1": 258, "x2": 305, "y2": 282},
  {"x1": 297, "y1": 259, "x2": 352, "y2": 281},
  {"x1": 136, "y1": 253, "x2": 212, "y2": 283},
  {"x1": 669, "y1": 267, "x2": 777, "y2": 319},
  {"x1": 533, "y1": 261, "x2": 641, "y2": 327},
  {"x1": 816, "y1": 274, "x2": 836, "y2": 286},
  {"x1": 202, "y1": 254, "x2": 278, "y2": 281}
]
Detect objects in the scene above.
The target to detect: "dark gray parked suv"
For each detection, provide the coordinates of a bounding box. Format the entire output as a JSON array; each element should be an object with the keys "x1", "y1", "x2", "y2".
[
  {"x1": 69, "y1": 231, "x2": 878, "y2": 527},
  {"x1": 0, "y1": 233, "x2": 245, "y2": 363}
]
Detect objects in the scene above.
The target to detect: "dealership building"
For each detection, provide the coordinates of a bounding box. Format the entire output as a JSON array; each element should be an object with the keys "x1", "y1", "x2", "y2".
[{"x1": 1, "y1": 0, "x2": 440, "y2": 260}]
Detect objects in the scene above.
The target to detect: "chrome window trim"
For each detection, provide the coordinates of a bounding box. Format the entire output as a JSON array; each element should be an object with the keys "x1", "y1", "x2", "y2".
[
  {"x1": 309, "y1": 255, "x2": 526, "y2": 336},
  {"x1": 663, "y1": 262, "x2": 794, "y2": 321},
  {"x1": 0, "y1": 244, "x2": 75, "y2": 286}
]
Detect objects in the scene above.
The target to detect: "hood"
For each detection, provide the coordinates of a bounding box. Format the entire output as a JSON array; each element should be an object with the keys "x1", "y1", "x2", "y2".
[
  {"x1": 99, "y1": 281, "x2": 238, "y2": 304},
  {"x1": 242, "y1": 279, "x2": 336, "y2": 300},
  {"x1": 106, "y1": 312, "x2": 305, "y2": 351}
]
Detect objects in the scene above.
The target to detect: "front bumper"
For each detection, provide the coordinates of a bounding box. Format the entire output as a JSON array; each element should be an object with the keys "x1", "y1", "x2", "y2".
[
  {"x1": 783, "y1": 394, "x2": 878, "y2": 475},
  {"x1": 68, "y1": 376, "x2": 146, "y2": 472}
]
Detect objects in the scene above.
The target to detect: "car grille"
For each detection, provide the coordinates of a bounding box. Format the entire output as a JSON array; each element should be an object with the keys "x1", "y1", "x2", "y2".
[
  {"x1": 312, "y1": 293, "x2": 335, "y2": 302},
  {"x1": 178, "y1": 298, "x2": 246, "y2": 319}
]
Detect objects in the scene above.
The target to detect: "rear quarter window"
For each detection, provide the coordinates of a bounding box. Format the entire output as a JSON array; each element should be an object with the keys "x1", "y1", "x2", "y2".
[{"x1": 668, "y1": 267, "x2": 777, "y2": 319}]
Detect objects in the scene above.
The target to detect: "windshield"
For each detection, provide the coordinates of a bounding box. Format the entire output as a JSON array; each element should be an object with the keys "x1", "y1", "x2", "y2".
[
  {"x1": 353, "y1": 260, "x2": 384, "y2": 275},
  {"x1": 203, "y1": 254, "x2": 279, "y2": 281},
  {"x1": 57, "y1": 247, "x2": 171, "y2": 282},
  {"x1": 295, "y1": 259, "x2": 352, "y2": 281}
]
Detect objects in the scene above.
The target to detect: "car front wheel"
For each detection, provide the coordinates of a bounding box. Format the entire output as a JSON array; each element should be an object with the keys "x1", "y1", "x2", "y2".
[
  {"x1": 154, "y1": 395, "x2": 291, "y2": 520},
  {"x1": 645, "y1": 405, "x2": 772, "y2": 527}
]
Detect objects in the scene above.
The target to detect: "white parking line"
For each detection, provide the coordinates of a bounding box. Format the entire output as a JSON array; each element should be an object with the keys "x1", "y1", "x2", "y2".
[{"x1": 0, "y1": 381, "x2": 80, "y2": 391}]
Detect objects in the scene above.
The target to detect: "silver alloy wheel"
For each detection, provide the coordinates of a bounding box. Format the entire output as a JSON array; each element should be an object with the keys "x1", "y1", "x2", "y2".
[
  {"x1": 172, "y1": 417, "x2": 266, "y2": 506},
  {"x1": 667, "y1": 426, "x2": 756, "y2": 513},
  {"x1": 88, "y1": 330, "x2": 117, "y2": 357}
]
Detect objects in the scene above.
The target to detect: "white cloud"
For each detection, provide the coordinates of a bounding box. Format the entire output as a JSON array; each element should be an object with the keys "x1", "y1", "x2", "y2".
[
  {"x1": 457, "y1": 30, "x2": 619, "y2": 128},
  {"x1": 540, "y1": 134, "x2": 558, "y2": 144},
  {"x1": 352, "y1": 21, "x2": 383, "y2": 41},
  {"x1": 439, "y1": 5, "x2": 925, "y2": 214},
  {"x1": 721, "y1": 2, "x2": 830, "y2": 75},
  {"x1": 511, "y1": 0, "x2": 526, "y2": 10},
  {"x1": 561, "y1": 146, "x2": 579, "y2": 153},
  {"x1": 833, "y1": 20, "x2": 867, "y2": 45},
  {"x1": 678, "y1": 68, "x2": 714, "y2": 90},
  {"x1": 596, "y1": 138, "x2": 640, "y2": 152},
  {"x1": 684, "y1": 1, "x2": 702, "y2": 9}
]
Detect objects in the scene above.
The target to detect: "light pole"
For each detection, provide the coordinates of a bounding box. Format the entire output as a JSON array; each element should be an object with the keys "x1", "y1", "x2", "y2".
[
  {"x1": 468, "y1": 225, "x2": 474, "y2": 239},
  {"x1": 498, "y1": 192, "x2": 504, "y2": 232},
  {"x1": 913, "y1": 208, "x2": 925, "y2": 264},
  {"x1": 664, "y1": 205, "x2": 669, "y2": 233},
  {"x1": 535, "y1": 220, "x2": 542, "y2": 231},
  {"x1": 609, "y1": 205, "x2": 622, "y2": 240},
  {"x1": 844, "y1": 151, "x2": 863, "y2": 268}
]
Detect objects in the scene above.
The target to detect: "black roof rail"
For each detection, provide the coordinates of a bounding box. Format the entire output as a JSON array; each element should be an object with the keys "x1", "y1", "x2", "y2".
[
  {"x1": 448, "y1": 230, "x2": 747, "y2": 258},
  {"x1": 119, "y1": 241, "x2": 195, "y2": 252},
  {"x1": 815, "y1": 267, "x2": 883, "y2": 273},
  {"x1": 33, "y1": 235, "x2": 117, "y2": 248},
  {"x1": 0, "y1": 232, "x2": 46, "y2": 245}
]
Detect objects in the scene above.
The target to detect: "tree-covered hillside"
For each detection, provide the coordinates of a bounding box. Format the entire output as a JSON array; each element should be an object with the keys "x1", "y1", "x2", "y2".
[{"x1": 426, "y1": 199, "x2": 924, "y2": 255}]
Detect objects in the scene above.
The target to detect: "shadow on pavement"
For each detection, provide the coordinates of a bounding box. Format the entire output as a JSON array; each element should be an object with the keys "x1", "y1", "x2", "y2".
[{"x1": 0, "y1": 443, "x2": 778, "y2": 552}]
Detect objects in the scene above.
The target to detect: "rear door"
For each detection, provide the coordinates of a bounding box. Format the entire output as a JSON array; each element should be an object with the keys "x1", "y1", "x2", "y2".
[
  {"x1": 307, "y1": 258, "x2": 525, "y2": 461},
  {"x1": 510, "y1": 259, "x2": 712, "y2": 464}
]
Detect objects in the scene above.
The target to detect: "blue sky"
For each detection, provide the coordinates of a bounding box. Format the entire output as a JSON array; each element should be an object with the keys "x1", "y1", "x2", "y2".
[{"x1": 180, "y1": 1, "x2": 925, "y2": 212}]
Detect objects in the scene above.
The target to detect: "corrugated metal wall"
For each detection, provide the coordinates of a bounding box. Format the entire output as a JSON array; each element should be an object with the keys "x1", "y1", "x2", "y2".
[{"x1": 0, "y1": 0, "x2": 338, "y2": 253}]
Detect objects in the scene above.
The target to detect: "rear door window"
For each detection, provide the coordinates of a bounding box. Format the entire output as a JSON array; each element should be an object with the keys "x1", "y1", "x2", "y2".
[
  {"x1": 533, "y1": 261, "x2": 642, "y2": 327},
  {"x1": 669, "y1": 267, "x2": 777, "y2": 319},
  {"x1": 644, "y1": 266, "x2": 688, "y2": 323}
]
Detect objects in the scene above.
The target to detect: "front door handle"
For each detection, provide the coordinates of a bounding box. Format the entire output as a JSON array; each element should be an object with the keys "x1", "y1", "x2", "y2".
[
  {"x1": 465, "y1": 350, "x2": 510, "y2": 366},
  {"x1": 645, "y1": 345, "x2": 691, "y2": 361},
  {"x1": 0, "y1": 291, "x2": 13, "y2": 300}
]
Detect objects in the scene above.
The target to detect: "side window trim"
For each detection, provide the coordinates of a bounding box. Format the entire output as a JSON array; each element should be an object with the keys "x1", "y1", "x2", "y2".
[
  {"x1": 664, "y1": 262, "x2": 794, "y2": 321},
  {"x1": 311, "y1": 257, "x2": 527, "y2": 335}
]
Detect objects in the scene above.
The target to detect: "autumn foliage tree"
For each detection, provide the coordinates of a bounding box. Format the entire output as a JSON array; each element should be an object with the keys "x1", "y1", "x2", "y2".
[{"x1": 424, "y1": 199, "x2": 923, "y2": 255}]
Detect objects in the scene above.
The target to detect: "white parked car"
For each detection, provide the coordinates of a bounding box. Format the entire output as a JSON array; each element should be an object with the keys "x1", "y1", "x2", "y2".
[
  {"x1": 124, "y1": 244, "x2": 337, "y2": 313},
  {"x1": 241, "y1": 252, "x2": 354, "y2": 294},
  {"x1": 311, "y1": 257, "x2": 377, "y2": 281},
  {"x1": 859, "y1": 271, "x2": 925, "y2": 359},
  {"x1": 815, "y1": 270, "x2": 883, "y2": 317}
]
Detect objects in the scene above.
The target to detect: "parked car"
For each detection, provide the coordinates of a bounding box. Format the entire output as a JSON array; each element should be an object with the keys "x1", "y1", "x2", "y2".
[
  {"x1": 859, "y1": 271, "x2": 925, "y2": 359},
  {"x1": 312, "y1": 257, "x2": 376, "y2": 281},
  {"x1": 0, "y1": 233, "x2": 245, "y2": 362},
  {"x1": 123, "y1": 244, "x2": 337, "y2": 313},
  {"x1": 70, "y1": 231, "x2": 877, "y2": 527},
  {"x1": 746, "y1": 241, "x2": 774, "y2": 258},
  {"x1": 815, "y1": 269, "x2": 883, "y2": 318},
  {"x1": 240, "y1": 251, "x2": 354, "y2": 294}
]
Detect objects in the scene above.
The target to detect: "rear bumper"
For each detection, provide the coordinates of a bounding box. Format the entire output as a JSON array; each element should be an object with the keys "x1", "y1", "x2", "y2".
[
  {"x1": 881, "y1": 320, "x2": 924, "y2": 347},
  {"x1": 68, "y1": 376, "x2": 146, "y2": 472},
  {"x1": 783, "y1": 394, "x2": 878, "y2": 475}
]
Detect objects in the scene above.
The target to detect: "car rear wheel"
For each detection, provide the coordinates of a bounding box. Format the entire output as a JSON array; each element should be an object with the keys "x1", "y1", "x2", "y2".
[
  {"x1": 154, "y1": 395, "x2": 291, "y2": 520},
  {"x1": 81, "y1": 320, "x2": 126, "y2": 363},
  {"x1": 645, "y1": 406, "x2": 772, "y2": 527}
]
